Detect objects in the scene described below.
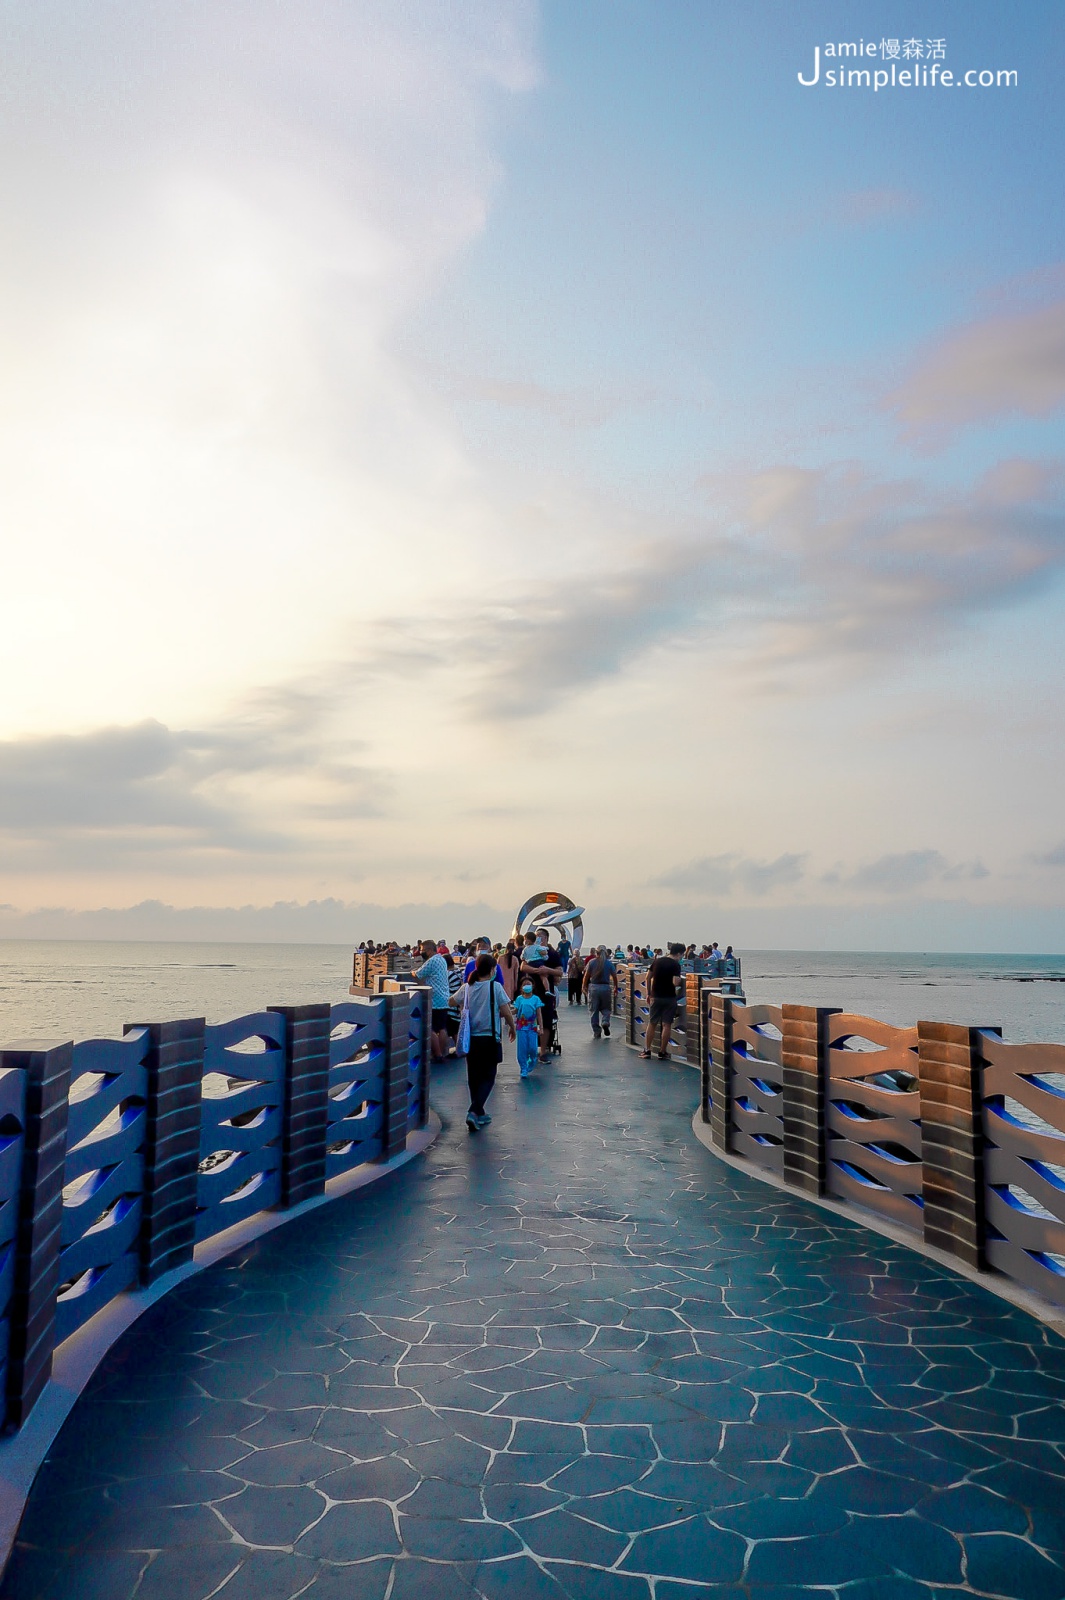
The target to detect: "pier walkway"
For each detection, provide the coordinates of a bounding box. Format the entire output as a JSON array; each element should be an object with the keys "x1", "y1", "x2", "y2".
[{"x1": 4, "y1": 1009, "x2": 1065, "y2": 1600}]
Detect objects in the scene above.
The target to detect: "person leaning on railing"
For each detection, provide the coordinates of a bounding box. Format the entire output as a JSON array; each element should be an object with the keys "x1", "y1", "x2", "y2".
[{"x1": 640, "y1": 947, "x2": 682, "y2": 1060}]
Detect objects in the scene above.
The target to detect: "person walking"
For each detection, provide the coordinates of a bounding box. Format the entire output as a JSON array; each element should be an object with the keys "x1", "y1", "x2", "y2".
[
  {"x1": 567, "y1": 948, "x2": 586, "y2": 1005},
  {"x1": 512, "y1": 980, "x2": 544, "y2": 1077},
  {"x1": 583, "y1": 945, "x2": 617, "y2": 1039},
  {"x1": 499, "y1": 940, "x2": 522, "y2": 1000},
  {"x1": 640, "y1": 947, "x2": 682, "y2": 1060},
  {"x1": 521, "y1": 930, "x2": 562, "y2": 1061},
  {"x1": 461, "y1": 952, "x2": 516, "y2": 1130},
  {"x1": 464, "y1": 937, "x2": 505, "y2": 985}
]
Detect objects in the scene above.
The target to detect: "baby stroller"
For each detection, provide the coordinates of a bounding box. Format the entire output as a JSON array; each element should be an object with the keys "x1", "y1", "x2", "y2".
[{"x1": 545, "y1": 993, "x2": 563, "y2": 1056}]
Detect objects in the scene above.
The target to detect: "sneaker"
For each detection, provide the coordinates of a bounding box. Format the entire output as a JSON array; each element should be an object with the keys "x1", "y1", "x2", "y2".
[
  {"x1": 603, "y1": 1026, "x2": 610, "y2": 1037},
  {"x1": 592, "y1": 1029, "x2": 601, "y2": 1039},
  {"x1": 478, "y1": 1112, "x2": 492, "y2": 1126},
  {"x1": 466, "y1": 1113, "x2": 479, "y2": 1131}
]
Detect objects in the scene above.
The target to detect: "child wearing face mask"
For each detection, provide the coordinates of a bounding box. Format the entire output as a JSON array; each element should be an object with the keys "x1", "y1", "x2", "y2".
[{"x1": 512, "y1": 981, "x2": 544, "y2": 1078}]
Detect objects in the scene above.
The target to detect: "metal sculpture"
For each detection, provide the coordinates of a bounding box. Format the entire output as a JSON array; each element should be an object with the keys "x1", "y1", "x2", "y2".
[{"x1": 512, "y1": 891, "x2": 585, "y2": 952}]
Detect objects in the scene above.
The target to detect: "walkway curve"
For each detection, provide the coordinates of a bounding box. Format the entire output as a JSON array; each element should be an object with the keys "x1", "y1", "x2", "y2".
[{"x1": 4, "y1": 1009, "x2": 1065, "y2": 1600}]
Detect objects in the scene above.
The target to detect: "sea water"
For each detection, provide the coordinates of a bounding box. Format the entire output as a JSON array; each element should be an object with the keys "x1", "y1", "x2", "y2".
[{"x1": 2, "y1": 941, "x2": 1065, "y2": 1047}]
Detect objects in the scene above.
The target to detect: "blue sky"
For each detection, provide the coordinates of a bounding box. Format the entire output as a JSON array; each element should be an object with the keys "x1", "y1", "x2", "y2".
[
  {"x1": 412, "y1": 1, "x2": 1062, "y2": 496},
  {"x1": 0, "y1": 0, "x2": 1062, "y2": 947}
]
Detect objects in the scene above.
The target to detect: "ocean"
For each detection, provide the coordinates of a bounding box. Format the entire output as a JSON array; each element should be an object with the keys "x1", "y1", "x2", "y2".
[{"x1": 2, "y1": 941, "x2": 1065, "y2": 1046}]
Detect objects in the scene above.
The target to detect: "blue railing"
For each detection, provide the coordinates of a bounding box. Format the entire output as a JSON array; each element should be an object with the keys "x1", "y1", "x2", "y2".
[{"x1": 0, "y1": 988, "x2": 430, "y2": 1429}]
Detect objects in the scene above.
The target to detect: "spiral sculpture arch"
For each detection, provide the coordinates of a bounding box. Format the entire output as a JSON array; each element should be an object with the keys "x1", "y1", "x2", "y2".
[{"x1": 511, "y1": 891, "x2": 585, "y2": 952}]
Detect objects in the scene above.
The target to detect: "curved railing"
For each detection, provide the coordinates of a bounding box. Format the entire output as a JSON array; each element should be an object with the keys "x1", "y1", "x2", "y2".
[
  {"x1": 689, "y1": 988, "x2": 1065, "y2": 1314},
  {"x1": 0, "y1": 988, "x2": 430, "y2": 1430}
]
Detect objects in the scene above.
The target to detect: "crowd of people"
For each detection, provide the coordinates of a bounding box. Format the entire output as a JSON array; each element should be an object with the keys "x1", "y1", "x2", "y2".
[{"x1": 355, "y1": 934, "x2": 735, "y2": 1132}]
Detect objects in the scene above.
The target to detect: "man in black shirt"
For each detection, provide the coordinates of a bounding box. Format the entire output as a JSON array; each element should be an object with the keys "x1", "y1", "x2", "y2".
[{"x1": 639, "y1": 950, "x2": 682, "y2": 1059}]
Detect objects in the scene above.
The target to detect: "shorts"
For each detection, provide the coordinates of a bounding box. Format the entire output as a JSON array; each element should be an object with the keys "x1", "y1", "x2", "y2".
[
  {"x1": 432, "y1": 1008, "x2": 451, "y2": 1032},
  {"x1": 445, "y1": 1012, "x2": 460, "y2": 1039},
  {"x1": 648, "y1": 997, "x2": 678, "y2": 1026}
]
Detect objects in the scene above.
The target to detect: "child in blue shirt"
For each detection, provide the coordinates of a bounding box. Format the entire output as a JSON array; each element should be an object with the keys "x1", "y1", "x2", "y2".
[{"x1": 512, "y1": 981, "x2": 544, "y2": 1077}]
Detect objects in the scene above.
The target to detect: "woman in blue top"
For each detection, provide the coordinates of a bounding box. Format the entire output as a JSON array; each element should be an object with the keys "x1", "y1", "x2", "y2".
[{"x1": 462, "y1": 952, "x2": 516, "y2": 1131}]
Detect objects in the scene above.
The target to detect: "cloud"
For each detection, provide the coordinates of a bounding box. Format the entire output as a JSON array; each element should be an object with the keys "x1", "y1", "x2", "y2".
[
  {"x1": 825, "y1": 851, "x2": 990, "y2": 895},
  {"x1": 0, "y1": 896, "x2": 509, "y2": 946},
  {"x1": 732, "y1": 458, "x2": 1065, "y2": 667},
  {"x1": 376, "y1": 455, "x2": 1065, "y2": 719},
  {"x1": 0, "y1": 686, "x2": 391, "y2": 870},
  {"x1": 1034, "y1": 843, "x2": 1065, "y2": 867},
  {"x1": 888, "y1": 296, "x2": 1065, "y2": 441},
  {"x1": 653, "y1": 853, "x2": 806, "y2": 898}
]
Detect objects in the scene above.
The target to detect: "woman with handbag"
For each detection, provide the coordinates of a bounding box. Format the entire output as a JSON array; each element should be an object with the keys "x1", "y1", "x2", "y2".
[{"x1": 458, "y1": 952, "x2": 516, "y2": 1130}]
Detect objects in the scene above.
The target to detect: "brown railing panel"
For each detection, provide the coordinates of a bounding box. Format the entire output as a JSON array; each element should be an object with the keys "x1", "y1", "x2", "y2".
[
  {"x1": 729, "y1": 1003, "x2": 785, "y2": 1175},
  {"x1": 978, "y1": 1033, "x2": 1065, "y2": 1307},
  {"x1": 824, "y1": 1013, "x2": 922, "y2": 1233}
]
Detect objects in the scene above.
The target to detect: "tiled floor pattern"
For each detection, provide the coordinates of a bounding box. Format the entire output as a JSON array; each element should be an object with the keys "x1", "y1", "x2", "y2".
[{"x1": 4, "y1": 1008, "x2": 1065, "y2": 1600}]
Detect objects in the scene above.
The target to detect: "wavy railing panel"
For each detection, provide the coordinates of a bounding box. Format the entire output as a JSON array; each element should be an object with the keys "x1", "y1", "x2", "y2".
[
  {"x1": 825, "y1": 1012, "x2": 922, "y2": 1232},
  {"x1": 632, "y1": 971, "x2": 649, "y2": 1053},
  {"x1": 980, "y1": 1032, "x2": 1065, "y2": 1307},
  {"x1": 197, "y1": 1012, "x2": 284, "y2": 1243},
  {"x1": 406, "y1": 988, "x2": 430, "y2": 1129},
  {"x1": 327, "y1": 1001, "x2": 386, "y2": 1178},
  {"x1": 631, "y1": 971, "x2": 685, "y2": 1058},
  {"x1": 729, "y1": 1003, "x2": 784, "y2": 1174},
  {"x1": 57, "y1": 1033, "x2": 148, "y2": 1343},
  {"x1": 0, "y1": 1068, "x2": 26, "y2": 1401}
]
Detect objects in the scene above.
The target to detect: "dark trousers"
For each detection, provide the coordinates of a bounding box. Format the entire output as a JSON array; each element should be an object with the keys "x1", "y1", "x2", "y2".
[
  {"x1": 466, "y1": 1035, "x2": 499, "y2": 1116},
  {"x1": 568, "y1": 975, "x2": 583, "y2": 1004}
]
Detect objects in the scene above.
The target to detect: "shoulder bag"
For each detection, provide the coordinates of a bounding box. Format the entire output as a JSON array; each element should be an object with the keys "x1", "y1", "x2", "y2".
[{"x1": 457, "y1": 984, "x2": 472, "y2": 1057}]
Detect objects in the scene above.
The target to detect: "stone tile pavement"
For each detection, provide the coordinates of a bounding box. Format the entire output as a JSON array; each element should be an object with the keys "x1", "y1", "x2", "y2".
[{"x1": 3, "y1": 1006, "x2": 1065, "y2": 1599}]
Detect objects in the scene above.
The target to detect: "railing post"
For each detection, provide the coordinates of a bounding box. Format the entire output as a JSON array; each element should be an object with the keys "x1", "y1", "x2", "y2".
[
  {"x1": 684, "y1": 974, "x2": 701, "y2": 1066},
  {"x1": 781, "y1": 1005, "x2": 838, "y2": 1196},
  {"x1": 406, "y1": 986, "x2": 431, "y2": 1131},
  {"x1": 918, "y1": 1021, "x2": 988, "y2": 1270},
  {"x1": 2, "y1": 1041, "x2": 71, "y2": 1429},
  {"x1": 708, "y1": 996, "x2": 733, "y2": 1151},
  {"x1": 699, "y1": 985, "x2": 712, "y2": 1123},
  {"x1": 270, "y1": 1004, "x2": 331, "y2": 1208},
  {"x1": 134, "y1": 1019, "x2": 205, "y2": 1285},
  {"x1": 380, "y1": 992, "x2": 411, "y2": 1162},
  {"x1": 621, "y1": 969, "x2": 635, "y2": 1045}
]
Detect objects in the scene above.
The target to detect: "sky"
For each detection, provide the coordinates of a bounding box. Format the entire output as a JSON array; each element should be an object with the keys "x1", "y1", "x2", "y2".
[{"x1": 1, "y1": 0, "x2": 1064, "y2": 950}]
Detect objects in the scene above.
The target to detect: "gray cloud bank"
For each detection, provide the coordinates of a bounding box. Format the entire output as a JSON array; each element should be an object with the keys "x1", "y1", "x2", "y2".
[
  {"x1": 653, "y1": 853, "x2": 806, "y2": 897},
  {"x1": 0, "y1": 897, "x2": 507, "y2": 944},
  {"x1": 0, "y1": 691, "x2": 388, "y2": 870},
  {"x1": 2, "y1": 896, "x2": 1061, "y2": 959},
  {"x1": 655, "y1": 849, "x2": 989, "y2": 901}
]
